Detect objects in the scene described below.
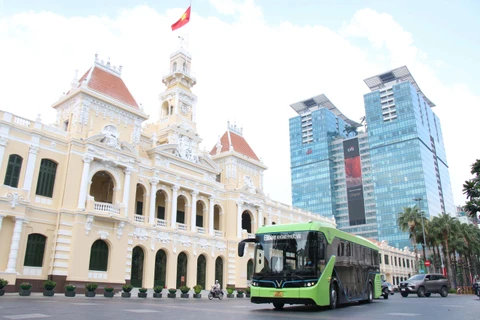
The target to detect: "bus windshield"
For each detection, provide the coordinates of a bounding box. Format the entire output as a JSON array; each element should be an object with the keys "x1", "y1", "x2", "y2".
[{"x1": 254, "y1": 231, "x2": 326, "y2": 278}]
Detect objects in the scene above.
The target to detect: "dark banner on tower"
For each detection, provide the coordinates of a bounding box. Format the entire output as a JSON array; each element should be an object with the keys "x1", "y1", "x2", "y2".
[{"x1": 343, "y1": 138, "x2": 366, "y2": 225}]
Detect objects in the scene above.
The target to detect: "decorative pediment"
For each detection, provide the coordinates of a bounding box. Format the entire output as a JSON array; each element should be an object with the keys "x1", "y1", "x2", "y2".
[{"x1": 148, "y1": 144, "x2": 221, "y2": 173}]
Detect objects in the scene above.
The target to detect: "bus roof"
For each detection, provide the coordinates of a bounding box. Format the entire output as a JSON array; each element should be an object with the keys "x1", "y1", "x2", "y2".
[{"x1": 256, "y1": 221, "x2": 378, "y2": 251}]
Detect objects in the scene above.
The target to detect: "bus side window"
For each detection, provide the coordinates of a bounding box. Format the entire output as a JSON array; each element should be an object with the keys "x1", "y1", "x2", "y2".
[{"x1": 318, "y1": 243, "x2": 325, "y2": 260}]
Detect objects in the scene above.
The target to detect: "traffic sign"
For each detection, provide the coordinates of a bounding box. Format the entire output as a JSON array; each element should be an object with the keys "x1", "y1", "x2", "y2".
[{"x1": 425, "y1": 260, "x2": 431, "y2": 267}]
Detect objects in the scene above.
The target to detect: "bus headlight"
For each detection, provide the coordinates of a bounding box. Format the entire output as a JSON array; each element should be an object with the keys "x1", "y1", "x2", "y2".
[
  {"x1": 252, "y1": 282, "x2": 259, "y2": 287},
  {"x1": 305, "y1": 281, "x2": 317, "y2": 287}
]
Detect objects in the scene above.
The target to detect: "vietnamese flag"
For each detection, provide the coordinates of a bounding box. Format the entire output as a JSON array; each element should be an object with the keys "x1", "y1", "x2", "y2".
[{"x1": 171, "y1": 6, "x2": 191, "y2": 31}]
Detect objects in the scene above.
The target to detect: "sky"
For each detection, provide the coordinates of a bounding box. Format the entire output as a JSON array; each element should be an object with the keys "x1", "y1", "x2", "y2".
[{"x1": 0, "y1": 0, "x2": 478, "y2": 210}]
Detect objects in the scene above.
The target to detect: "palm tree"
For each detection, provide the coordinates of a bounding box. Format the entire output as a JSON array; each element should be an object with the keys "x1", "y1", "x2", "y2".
[
  {"x1": 434, "y1": 213, "x2": 457, "y2": 284},
  {"x1": 397, "y1": 206, "x2": 423, "y2": 271}
]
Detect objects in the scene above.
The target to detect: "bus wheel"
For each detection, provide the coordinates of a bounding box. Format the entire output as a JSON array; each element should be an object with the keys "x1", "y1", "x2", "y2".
[
  {"x1": 330, "y1": 283, "x2": 338, "y2": 309},
  {"x1": 273, "y1": 302, "x2": 284, "y2": 310},
  {"x1": 367, "y1": 283, "x2": 373, "y2": 303}
]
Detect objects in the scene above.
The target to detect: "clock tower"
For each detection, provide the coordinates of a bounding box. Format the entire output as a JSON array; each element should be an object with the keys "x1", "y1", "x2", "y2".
[{"x1": 153, "y1": 42, "x2": 199, "y2": 147}]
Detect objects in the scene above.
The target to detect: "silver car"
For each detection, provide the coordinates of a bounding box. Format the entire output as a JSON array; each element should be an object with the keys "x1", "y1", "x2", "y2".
[{"x1": 398, "y1": 273, "x2": 450, "y2": 298}]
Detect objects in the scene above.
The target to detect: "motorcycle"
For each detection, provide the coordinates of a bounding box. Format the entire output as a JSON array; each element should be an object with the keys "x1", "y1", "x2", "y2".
[
  {"x1": 473, "y1": 282, "x2": 480, "y2": 298},
  {"x1": 208, "y1": 286, "x2": 224, "y2": 300}
]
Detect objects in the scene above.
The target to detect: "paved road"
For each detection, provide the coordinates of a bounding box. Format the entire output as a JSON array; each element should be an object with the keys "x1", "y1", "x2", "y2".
[{"x1": 0, "y1": 292, "x2": 478, "y2": 320}]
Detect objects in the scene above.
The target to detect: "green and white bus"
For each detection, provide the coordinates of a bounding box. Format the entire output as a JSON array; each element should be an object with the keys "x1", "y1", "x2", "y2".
[{"x1": 238, "y1": 221, "x2": 381, "y2": 310}]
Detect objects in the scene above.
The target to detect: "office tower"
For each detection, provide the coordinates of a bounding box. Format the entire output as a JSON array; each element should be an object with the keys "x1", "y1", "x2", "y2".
[{"x1": 290, "y1": 66, "x2": 456, "y2": 249}]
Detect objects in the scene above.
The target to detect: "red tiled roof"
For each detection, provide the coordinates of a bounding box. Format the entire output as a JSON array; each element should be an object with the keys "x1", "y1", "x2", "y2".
[
  {"x1": 71, "y1": 66, "x2": 139, "y2": 109},
  {"x1": 210, "y1": 130, "x2": 259, "y2": 161}
]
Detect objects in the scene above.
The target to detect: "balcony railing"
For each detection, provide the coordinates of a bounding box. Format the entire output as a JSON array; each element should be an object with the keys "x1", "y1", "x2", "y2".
[
  {"x1": 177, "y1": 223, "x2": 187, "y2": 231},
  {"x1": 93, "y1": 201, "x2": 120, "y2": 214},
  {"x1": 156, "y1": 219, "x2": 167, "y2": 227},
  {"x1": 196, "y1": 227, "x2": 205, "y2": 234},
  {"x1": 214, "y1": 230, "x2": 224, "y2": 237},
  {"x1": 134, "y1": 215, "x2": 145, "y2": 223}
]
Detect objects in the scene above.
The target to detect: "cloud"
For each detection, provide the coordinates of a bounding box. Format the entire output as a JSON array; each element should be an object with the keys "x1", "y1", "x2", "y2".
[{"x1": 0, "y1": 3, "x2": 477, "y2": 210}]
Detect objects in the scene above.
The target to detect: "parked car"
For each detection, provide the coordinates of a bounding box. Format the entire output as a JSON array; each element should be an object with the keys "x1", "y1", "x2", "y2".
[
  {"x1": 381, "y1": 281, "x2": 394, "y2": 299},
  {"x1": 398, "y1": 273, "x2": 450, "y2": 298}
]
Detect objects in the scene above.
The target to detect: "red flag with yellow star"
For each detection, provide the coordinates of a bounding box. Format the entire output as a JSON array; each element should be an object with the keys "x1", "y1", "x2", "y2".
[{"x1": 171, "y1": 6, "x2": 191, "y2": 31}]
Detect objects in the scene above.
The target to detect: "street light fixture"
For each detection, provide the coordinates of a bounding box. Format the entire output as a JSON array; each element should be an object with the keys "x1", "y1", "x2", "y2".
[{"x1": 413, "y1": 197, "x2": 428, "y2": 271}]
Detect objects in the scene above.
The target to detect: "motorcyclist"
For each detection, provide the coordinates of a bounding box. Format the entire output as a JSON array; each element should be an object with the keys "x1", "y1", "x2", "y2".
[{"x1": 213, "y1": 280, "x2": 221, "y2": 296}]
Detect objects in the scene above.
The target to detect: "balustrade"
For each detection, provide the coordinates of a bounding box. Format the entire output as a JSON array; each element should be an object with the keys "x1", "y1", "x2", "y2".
[
  {"x1": 156, "y1": 219, "x2": 167, "y2": 227},
  {"x1": 134, "y1": 215, "x2": 145, "y2": 223},
  {"x1": 93, "y1": 201, "x2": 120, "y2": 214}
]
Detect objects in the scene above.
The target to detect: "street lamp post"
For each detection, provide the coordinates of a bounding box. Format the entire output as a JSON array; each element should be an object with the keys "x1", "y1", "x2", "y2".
[{"x1": 413, "y1": 197, "x2": 428, "y2": 272}]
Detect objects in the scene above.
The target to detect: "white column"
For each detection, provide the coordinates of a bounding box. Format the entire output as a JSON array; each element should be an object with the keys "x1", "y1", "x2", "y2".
[
  {"x1": 258, "y1": 207, "x2": 263, "y2": 227},
  {"x1": 122, "y1": 168, "x2": 132, "y2": 218},
  {"x1": 6, "y1": 217, "x2": 24, "y2": 273},
  {"x1": 0, "y1": 215, "x2": 4, "y2": 231},
  {"x1": 170, "y1": 185, "x2": 179, "y2": 228},
  {"x1": 268, "y1": 213, "x2": 272, "y2": 225},
  {"x1": 208, "y1": 197, "x2": 215, "y2": 235},
  {"x1": 149, "y1": 179, "x2": 159, "y2": 225},
  {"x1": 237, "y1": 201, "x2": 243, "y2": 238},
  {"x1": 0, "y1": 136, "x2": 8, "y2": 169},
  {"x1": 190, "y1": 191, "x2": 198, "y2": 232},
  {"x1": 77, "y1": 155, "x2": 93, "y2": 209},
  {"x1": 22, "y1": 145, "x2": 39, "y2": 192}
]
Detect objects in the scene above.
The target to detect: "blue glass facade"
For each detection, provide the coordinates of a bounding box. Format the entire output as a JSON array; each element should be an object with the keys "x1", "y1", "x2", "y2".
[
  {"x1": 365, "y1": 80, "x2": 455, "y2": 249},
  {"x1": 289, "y1": 68, "x2": 455, "y2": 249}
]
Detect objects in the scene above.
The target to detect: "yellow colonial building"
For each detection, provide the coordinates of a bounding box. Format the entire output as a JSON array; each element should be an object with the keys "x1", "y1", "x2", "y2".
[{"x1": 0, "y1": 46, "x2": 334, "y2": 293}]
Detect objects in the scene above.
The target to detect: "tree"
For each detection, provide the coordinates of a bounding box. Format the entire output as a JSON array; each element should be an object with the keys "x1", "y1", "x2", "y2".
[
  {"x1": 463, "y1": 159, "x2": 480, "y2": 219},
  {"x1": 397, "y1": 206, "x2": 424, "y2": 271}
]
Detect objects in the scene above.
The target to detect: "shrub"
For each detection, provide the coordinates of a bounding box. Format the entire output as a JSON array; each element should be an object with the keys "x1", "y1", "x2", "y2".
[
  {"x1": 104, "y1": 286, "x2": 114, "y2": 293},
  {"x1": 193, "y1": 284, "x2": 202, "y2": 294},
  {"x1": 43, "y1": 280, "x2": 56, "y2": 290},
  {"x1": 0, "y1": 279, "x2": 9, "y2": 289},
  {"x1": 153, "y1": 286, "x2": 163, "y2": 293},
  {"x1": 168, "y1": 288, "x2": 177, "y2": 294},
  {"x1": 227, "y1": 287, "x2": 234, "y2": 295},
  {"x1": 236, "y1": 289, "x2": 244, "y2": 294},
  {"x1": 180, "y1": 285, "x2": 190, "y2": 294},
  {"x1": 448, "y1": 288, "x2": 456, "y2": 294},
  {"x1": 65, "y1": 284, "x2": 76, "y2": 292},
  {"x1": 245, "y1": 286, "x2": 251, "y2": 294},
  {"x1": 122, "y1": 284, "x2": 133, "y2": 293},
  {"x1": 85, "y1": 283, "x2": 98, "y2": 292},
  {"x1": 139, "y1": 288, "x2": 148, "y2": 293},
  {"x1": 20, "y1": 282, "x2": 32, "y2": 290}
]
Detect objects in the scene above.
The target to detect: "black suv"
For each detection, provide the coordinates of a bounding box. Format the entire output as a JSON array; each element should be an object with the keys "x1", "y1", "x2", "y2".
[{"x1": 399, "y1": 273, "x2": 450, "y2": 298}]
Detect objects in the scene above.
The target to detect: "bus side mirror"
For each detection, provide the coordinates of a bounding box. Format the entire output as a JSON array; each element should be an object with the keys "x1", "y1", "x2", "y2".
[
  {"x1": 238, "y1": 242, "x2": 246, "y2": 257},
  {"x1": 237, "y1": 238, "x2": 257, "y2": 257}
]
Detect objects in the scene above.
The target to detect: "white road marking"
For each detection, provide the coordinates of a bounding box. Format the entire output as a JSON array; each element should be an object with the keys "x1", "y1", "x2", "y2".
[
  {"x1": 4, "y1": 314, "x2": 49, "y2": 319},
  {"x1": 70, "y1": 303, "x2": 98, "y2": 306},
  {"x1": 124, "y1": 309, "x2": 157, "y2": 313},
  {"x1": 386, "y1": 313, "x2": 420, "y2": 317},
  {"x1": 443, "y1": 305, "x2": 465, "y2": 308}
]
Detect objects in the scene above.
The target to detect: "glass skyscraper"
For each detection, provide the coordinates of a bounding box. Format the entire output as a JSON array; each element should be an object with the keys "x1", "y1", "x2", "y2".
[{"x1": 289, "y1": 66, "x2": 455, "y2": 249}]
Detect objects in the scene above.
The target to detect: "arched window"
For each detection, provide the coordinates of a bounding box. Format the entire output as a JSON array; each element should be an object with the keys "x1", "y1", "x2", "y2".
[
  {"x1": 176, "y1": 252, "x2": 188, "y2": 288},
  {"x1": 24, "y1": 233, "x2": 46, "y2": 267},
  {"x1": 173, "y1": 62, "x2": 177, "y2": 72},
  {"x1": 154, "y1": 249, "x2": 167, "y2": 287},
  {"x1": 89, "y1": 240, "x2": 108, "y2": 271},
  {"x1": 131, "y1": 246, "x2": 145, "y2": 287},
  {"x1": 247, "y1": 259, "x2": 253, "y2": 280},
  {"x1": 215, "y1": 257, "x2": 223, "y2": 288},
  {"x1": 182, "y1": 62, "x2": 187, "y2": 72},
  {"x1": 35, "y1": 159, "x2": 57, "y2": 197},
  {"x1": 196, "y1": 254, "x2": 206, "y2": 289},
  {"x1": 4, "y1": 154, "x2": 23, "y2": 188},
  {"x1": 241, "y1": 212, "x2": 252, "y2": 233}
]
